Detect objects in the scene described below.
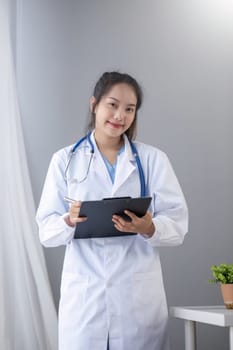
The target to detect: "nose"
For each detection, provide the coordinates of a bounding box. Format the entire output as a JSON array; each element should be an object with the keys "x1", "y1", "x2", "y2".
[{"x1": 113, "y1": 108, "x2": 124, "y2": 121}]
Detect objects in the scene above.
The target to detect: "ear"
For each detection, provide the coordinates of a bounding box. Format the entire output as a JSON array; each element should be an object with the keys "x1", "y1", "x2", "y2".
[{"x1": 89, "y1": 96, "x2": 96, "y2": 113}]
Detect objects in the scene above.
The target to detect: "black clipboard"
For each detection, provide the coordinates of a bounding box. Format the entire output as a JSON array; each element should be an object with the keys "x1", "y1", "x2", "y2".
[{"x1": 74, "y1": 196, "x2": 152, "y2": 239}]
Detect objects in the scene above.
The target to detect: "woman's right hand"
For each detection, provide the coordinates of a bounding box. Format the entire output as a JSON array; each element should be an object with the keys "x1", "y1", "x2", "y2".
[{"x1": 66, "y1": 201, "x2": 87, "y2": 227}]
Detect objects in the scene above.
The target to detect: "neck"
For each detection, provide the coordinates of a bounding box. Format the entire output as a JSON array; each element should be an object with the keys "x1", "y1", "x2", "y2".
[{"x1": 94, "y1": 131, "x2": 123, "y2": 151}]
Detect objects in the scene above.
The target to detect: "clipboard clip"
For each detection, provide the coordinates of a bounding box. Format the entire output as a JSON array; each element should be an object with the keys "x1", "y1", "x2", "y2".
[{"x1": 103, "y1": 196, "x2": 131, "y2": 201}]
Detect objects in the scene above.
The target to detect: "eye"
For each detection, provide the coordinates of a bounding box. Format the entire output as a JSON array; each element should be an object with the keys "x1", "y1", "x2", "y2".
[
  {"x1": 126, "y1": 107, "x2": 135, "y2": 113},
  {"x1": 108, "y1": 102, "x2": 117, "y2": 108}
]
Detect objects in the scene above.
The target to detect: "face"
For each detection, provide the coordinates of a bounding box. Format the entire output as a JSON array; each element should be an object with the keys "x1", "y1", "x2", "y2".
[{"x1": 90, "y1": 83, "x2": 137, "y2": 140}]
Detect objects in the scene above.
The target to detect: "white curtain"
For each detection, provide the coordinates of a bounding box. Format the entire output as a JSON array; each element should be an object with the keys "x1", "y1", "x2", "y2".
[{"x1": 0, "y1": 0, "x2": 58, "y2": 349}]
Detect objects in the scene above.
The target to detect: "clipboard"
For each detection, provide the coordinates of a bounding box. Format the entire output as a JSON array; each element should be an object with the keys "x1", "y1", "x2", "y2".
[{"x1": 74, "y1": 196, "x2": 152, "y2": 239}]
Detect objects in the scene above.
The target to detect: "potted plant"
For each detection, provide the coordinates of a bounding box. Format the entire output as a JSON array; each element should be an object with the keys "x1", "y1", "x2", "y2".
[{"x1": 209, "y1": 263, "x2": 233, "y2": 309}]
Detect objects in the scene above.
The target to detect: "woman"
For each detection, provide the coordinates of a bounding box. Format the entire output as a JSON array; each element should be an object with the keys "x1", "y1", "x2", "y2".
[{"x1": 36, "y1": 71, "x2": 188, "y2": 350}]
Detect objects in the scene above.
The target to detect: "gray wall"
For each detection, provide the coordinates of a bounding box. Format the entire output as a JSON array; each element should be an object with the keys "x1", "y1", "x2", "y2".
[{"x1": 16, "y1": 0, "x2": 233, "y2": 349}]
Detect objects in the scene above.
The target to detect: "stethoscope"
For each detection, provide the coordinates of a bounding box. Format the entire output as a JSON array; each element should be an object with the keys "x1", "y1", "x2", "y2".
[{"x1": 64, "y1": 132, "x2": 146, "y2": 196}]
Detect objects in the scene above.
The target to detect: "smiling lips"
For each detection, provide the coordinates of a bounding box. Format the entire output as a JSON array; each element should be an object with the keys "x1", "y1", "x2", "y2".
[{"x1": 107, "y1": 121, "x2": 124, "y2": 128}]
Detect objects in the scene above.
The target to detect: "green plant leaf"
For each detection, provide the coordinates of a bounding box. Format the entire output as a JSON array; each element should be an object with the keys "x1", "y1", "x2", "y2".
[{"x1": 209, "y1": 263, "x2": 233, "y2": 284}]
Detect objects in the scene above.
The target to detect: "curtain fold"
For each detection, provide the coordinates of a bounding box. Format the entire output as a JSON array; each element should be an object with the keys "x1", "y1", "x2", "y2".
[{"x1": 0, "y1": 0, "x2": 58, "y2": 349}]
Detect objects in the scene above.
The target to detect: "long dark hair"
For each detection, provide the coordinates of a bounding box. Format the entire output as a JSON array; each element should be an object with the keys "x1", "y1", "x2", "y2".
[{"x1": 86, "y1": 71, "x2": 143, "y2": 140}]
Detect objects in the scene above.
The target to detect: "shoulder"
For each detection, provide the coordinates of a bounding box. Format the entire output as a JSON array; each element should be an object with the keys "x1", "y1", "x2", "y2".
[
  {"x1": 132, "y1": 140, "x2": 169, "y2": 164},
  {"x1": 49, "y1": 144, "x2": 74, "y2": 167},
  {"x1": 50, "y1": 135, "x2": 93, "y2": 166},
  {"x1": 132, "y1": 141, "x2": 179, "y2": 185}
]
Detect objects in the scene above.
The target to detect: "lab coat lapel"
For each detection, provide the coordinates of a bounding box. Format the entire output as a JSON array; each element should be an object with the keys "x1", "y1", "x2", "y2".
[
  {"x1": 89, "y1": 132, "x2": 113, "y2": 187},
  {"x1": 92, "y1": 152, "x2": 112, "y2": 185},
  {"x1": 89, "y1": 132, "x2": 137, "y2": 193},
  {"x1": 112, "y1": 136, "x2": 136, "y2": 194}
]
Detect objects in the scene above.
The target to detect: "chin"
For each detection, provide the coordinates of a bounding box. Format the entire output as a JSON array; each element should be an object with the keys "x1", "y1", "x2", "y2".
[{"x1": 106, "y1": 127, "x2": 124, "y2": 136}]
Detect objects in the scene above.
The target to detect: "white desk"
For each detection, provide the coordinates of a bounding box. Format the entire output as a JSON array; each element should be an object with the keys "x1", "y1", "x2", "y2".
[{"x1": 170, "y1": 306, "x2": 233, "y2": 350}]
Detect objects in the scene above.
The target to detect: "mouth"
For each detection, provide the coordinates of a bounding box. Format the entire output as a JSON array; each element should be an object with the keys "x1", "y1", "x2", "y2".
[{"x1": 107, "y1": 121, "x2": 124, "y2": 129}]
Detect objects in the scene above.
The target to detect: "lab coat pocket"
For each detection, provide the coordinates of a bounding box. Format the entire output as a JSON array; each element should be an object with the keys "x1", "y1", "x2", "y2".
[{"x1": 132, "y1": 270, "x2": 163, "y2": 328}]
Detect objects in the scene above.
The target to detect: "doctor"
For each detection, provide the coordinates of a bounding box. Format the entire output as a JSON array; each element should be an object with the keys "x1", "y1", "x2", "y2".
[{"x1": 36, "y1": 71, "x2": 188, "y2": 350}]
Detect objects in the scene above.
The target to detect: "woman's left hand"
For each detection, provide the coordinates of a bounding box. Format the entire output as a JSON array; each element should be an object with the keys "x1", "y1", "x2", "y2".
[{"x1": 112, "y1": 211, "x2": 155, "y2": 238}]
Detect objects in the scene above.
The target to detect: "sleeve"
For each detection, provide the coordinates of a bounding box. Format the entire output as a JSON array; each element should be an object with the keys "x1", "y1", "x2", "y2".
[
  {"x1": 36, "y1": 151, "x2": 75, "y2": 247},
  {"x1": 143, "y1": 150, "x2": 188, "y2": 247}
]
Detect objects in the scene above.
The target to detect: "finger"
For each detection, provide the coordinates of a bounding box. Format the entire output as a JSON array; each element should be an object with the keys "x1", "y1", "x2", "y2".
[
  {"x1": 112, "y1": 215, "x2": 127, "y2": 226},
  {"x1": 114, "y1": 222, "x2": 128, "y2": 232},
  {"x1": 70, "y1": 215, "x2": 87, "y2": 225},
  {"x1": 114, "y1": 223, "x2": 136, "y2": 233},
  {"x1": 71, "y1": 201, "x2": 82, "y2": 209},
  {"x1": 124, "y1": 210, "x2": 137, "y2": 220},
  {"x1": 75, "y1": 216, "x2": 88, "y2": 223},
  {"x1": 113, "y1": 218, "x2": 135, "y2": 233},
  {"x1": 70, "y1": 202, "x2": 82, "y2": 214}
]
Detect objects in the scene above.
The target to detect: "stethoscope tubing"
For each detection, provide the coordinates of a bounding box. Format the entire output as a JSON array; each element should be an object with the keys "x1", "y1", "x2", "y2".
[{"x1": 65, "y1": 133, "x2": 146, "y2": 196}]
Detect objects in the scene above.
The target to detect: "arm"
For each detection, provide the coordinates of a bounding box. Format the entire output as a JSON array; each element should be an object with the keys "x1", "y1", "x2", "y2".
[
  {"x1": 36, "y1": 151, "x2": 75, "y2": 247},
  {"x1": 147, "y1": 150, "x2": 188, "y2": 247},
  {"x1": 112, "y1": 148, "x2": 188, "y2": 246}
]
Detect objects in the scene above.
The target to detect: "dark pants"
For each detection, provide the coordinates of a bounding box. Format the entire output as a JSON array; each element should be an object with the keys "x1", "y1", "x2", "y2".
[{"x1": 107, "y1": 336, "x2": 109, "y2": 350}]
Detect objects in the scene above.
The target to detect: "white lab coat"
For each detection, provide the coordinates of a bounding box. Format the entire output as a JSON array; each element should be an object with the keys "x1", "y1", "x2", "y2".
[{"x1": 36, "y1": 132, "x2": 188, "y2": 350}]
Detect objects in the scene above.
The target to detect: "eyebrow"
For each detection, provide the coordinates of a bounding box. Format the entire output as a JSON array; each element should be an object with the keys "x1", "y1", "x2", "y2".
[{"x1": 107, "y1": 96, "x2": 136, "y2": 107}]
